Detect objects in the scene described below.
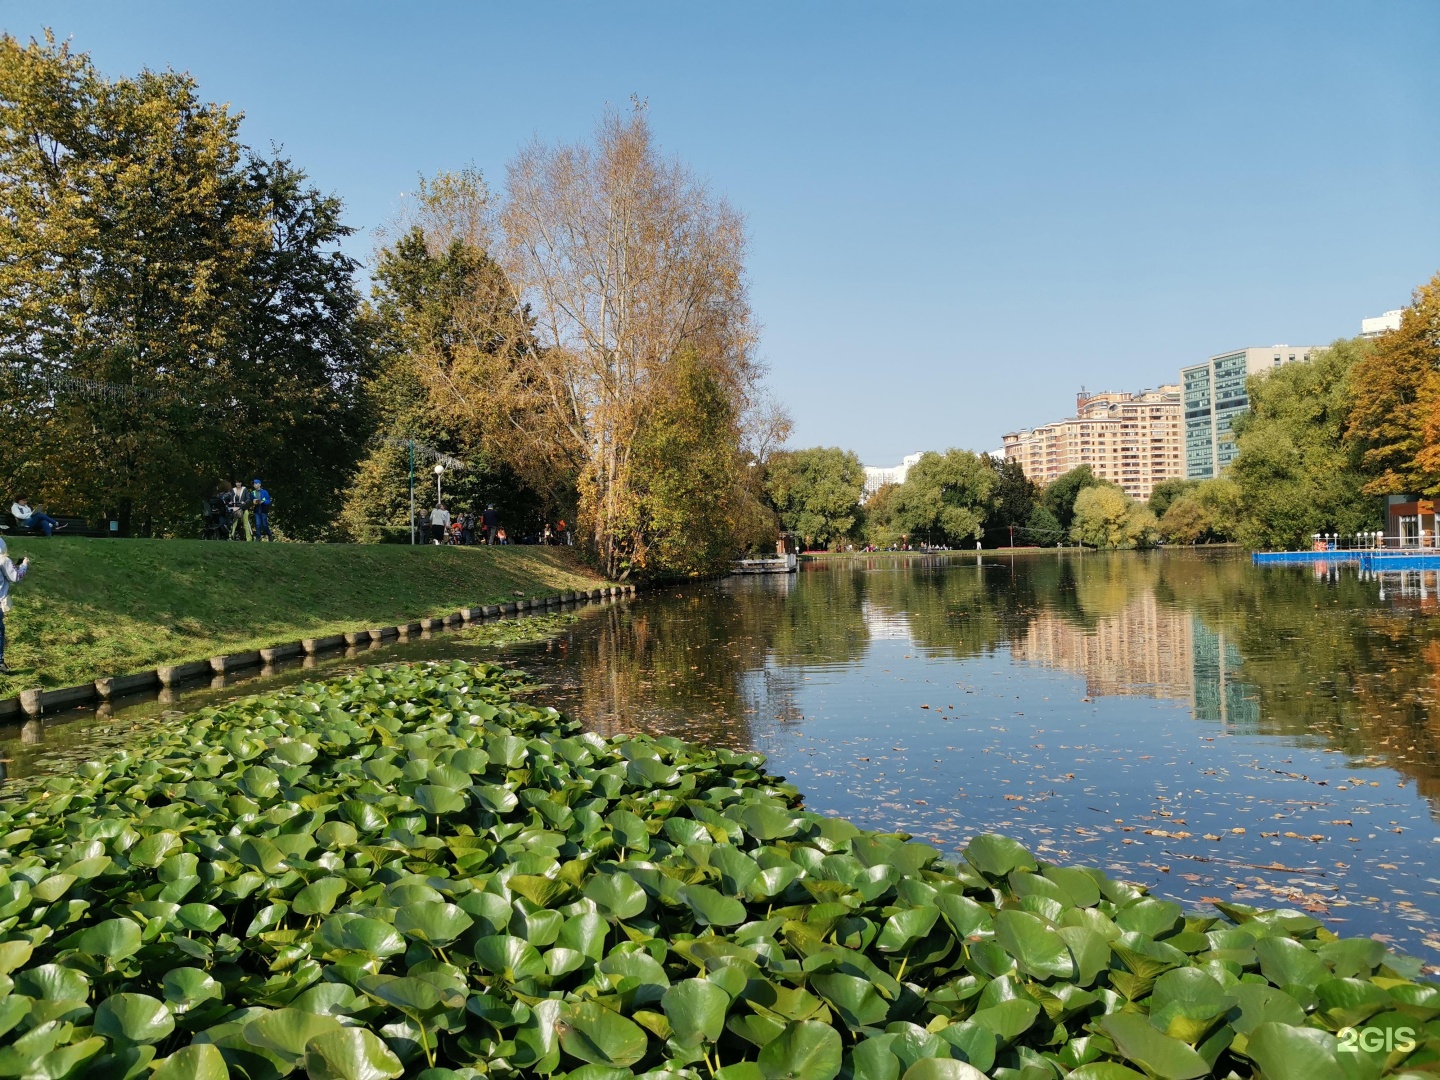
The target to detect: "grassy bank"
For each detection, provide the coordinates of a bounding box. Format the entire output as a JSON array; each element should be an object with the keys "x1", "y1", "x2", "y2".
[{"x1": 0, "y1": 537, "x2": 608, "y2": 694}]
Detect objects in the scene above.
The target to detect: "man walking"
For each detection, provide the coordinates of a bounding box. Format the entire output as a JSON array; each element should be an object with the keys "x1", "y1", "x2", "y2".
[
  {"x1": 226, "y1": 480, "x2": 252, "y2": 541},
  {"x1": 9, "y1": 498, "x2": 60, "y2": 537},
  {"x1": 430, "y1": 504, "x2": 451, "y2": 545},
  {"x1": 251, "y1": 479, "x2": 273, "y2": 541},
  {"x1": 481, "y1": 504, "x2": 499, "y2": 545},
  {"x1": 0, "y1": 539, "x2": 29, "y2": 675}
]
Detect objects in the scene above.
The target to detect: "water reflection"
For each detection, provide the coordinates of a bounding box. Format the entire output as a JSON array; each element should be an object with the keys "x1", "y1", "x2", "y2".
[{"x1": 501, "y1": 551, "x2": 1440, "y2": 963}]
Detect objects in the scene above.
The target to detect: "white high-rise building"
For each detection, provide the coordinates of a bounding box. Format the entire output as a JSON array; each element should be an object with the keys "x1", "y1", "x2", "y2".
[
  {"x1": 1361, "y1": 310, "x2": 1404, "y2": 338},
  {"x1": 862, "y1": 453, "x2": 923, "y2": 496}
]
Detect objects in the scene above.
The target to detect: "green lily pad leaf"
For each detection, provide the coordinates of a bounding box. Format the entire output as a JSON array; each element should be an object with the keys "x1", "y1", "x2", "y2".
[
  {"x1": 293, "y1": 878, "x2": 349, "y2": 917},
  {"x1": 679, "y1": 884, "x2": 747, "y2": 927},
  {"x1": 717, "y1": 1064, "x2": 766, "y2": 1080},
  {"x1": 850, "y1": 1036, "x2": 901, "y2": 1080},
  {"x1": 607, "y1": 809, "x2": 651, "y2": 851},
  {"x1": 876, "y1": 906, "x2": 940, "y2": 952},
  {"x1": 95, "y1": 993, "x2": 176, "y2": 1045},
  {"x1": 709, "y1": 845, "x2": 761, "y2": 895},
  {"x1": 1056, "y1": 925, "x2": 1109, "y2": 987},
  {"x1": 1228, "y1": 983, "x2": 1306, "y2": 1035},
  {"x1": 509, "y1": 874, "x2": 576, "y2": 909},
  {"x1": 599, "y1": 950, "x2": 671, "y2": 1004},
  {"x1": 473, "y1": 935, "x2": 546, "y2": 982},
  {"x1": 1099, "y1": 1012, "x2": 1209, "y2": 1080},
  {"x1": 731, "y1": 1012, "x2": 787, "y2": 1048},
  {"x1": 993, "y1": 909, "x2": 1074, "y2": 979},
  {"x1": 395, "y1": 901, "x2": 473, "y2": 947},
  {"x1": 415, "y1": 784, "x2": 467, "y2": 816},
  {"x1": 304, "y1": 1027, "x2": 405, "y2": 1080},
  {"x1": 1317, "y1": 937, "x2": 1385, "y2": 979},
  {"x1": 1116, "y1": 899, "x2": 1183, "y2": 939},
  {"x1": 757, "y1": 1019, "x2": 843, "y2": 1080},
  {"x1": 129, "y1": 829, "x2": 182, "y2": 868},
  {"x1": 559, "y1": 1001, "x2": 650, "y2": 1068},
  {"x1": 336, "y1": 916, "x2": 407, "y2": 958},
  {"x1": 811, "y1": 972, "x2": 889, "y2": 1028},
  {"x1": 934, "y1": 1022, "x2": 995, "y2": 1073},
  {"x1": 177, "y1": 903, "x2": 227, "y2": 933},
  {"x1": 358, "y1": 974, "x2": 443, "y2": 1015},
  {"x1": 162, "y1": 968, "x2": 224, "y2": 1011},
  {"x1": 1041, "y1": 865, "x2": 1102, "y2": 908},
  {"x1": 475, "y1": 784, "x2": 519, "y2": 814},
  {"x1": 738, "y1": 803, "x2": 799, "y2": 841},
  {"x1": 585, "y1": 873, "x2": 649, "y2": 919},
  {"x1": 627, "y1": 757, "x2": 680, "y2": 788},
  {"x1": 969, "y1": 999, "x2": 1039, "y2": 1041},
  {"x1": 151, "y1": 1043, "x2": 230, "y2": 1080},
  {"x1": 546, "y1": 946, "x2": 587, "y2": 977},
  {"x1": 1254, "y1": 936, "x2": 1328, "y2": 991},
  {"x1": 244, "y1": 1008, "x2": 343, "y2": 1059},
  {"x1": 900, "y1": 1061, "x2": 987, "y2": 1080},
  {"x1": 1244, "y1": 1021, "x2": 1341, "y2": 1080},
  {"x1": 17, "y1": 963, "x2": 90, "y2": 1002},
  {"x1": 1149, "y1": 967, "x2": 1234, "y2": 1042},
  {"x1": 1314, "y1": 978, "x2": 1392, "y2": 1029},
  {"x1": 1067, "y1": 1065, "x2": 1148, "y2": 1080},
  {"x1": 963, "y1": 833, "x2": 1037, "y2": 878},
  {"x1": 0, "y1": 940, "x2": 32, "y2": 976},
  {"x1": 78, "y1": 917, "x2": 143, "y2": 962},
  {"x1": 238, "y1": 837, "x2": 288, "y2": 875},
  {"x1": 662, "y1": 978, "x2": 730, "y2": 1047}
]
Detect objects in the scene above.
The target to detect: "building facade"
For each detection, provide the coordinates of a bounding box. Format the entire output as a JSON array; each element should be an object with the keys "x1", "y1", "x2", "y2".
[
  {"x1": 862, "y1": 452, "x2": 923, "y2": 497},
  {"x1": 1361, "y1": 310, "x2": 1403, "y2": 338},
  {"x1": 1181, "y1": 345, "x2": 1319, "y2": 479},
  {"x1": 1001, "y1": 386, "x2": 1182, "y2": 501}
]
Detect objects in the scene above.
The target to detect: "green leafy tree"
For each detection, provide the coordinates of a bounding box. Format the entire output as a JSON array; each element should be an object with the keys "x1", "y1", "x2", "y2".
[
  {"x1": 1229, "y1": 338, "x2": 1381, "y2": 549},
  {"x1": 860, "y1": 482, "x2": 903, "y2": 548},
  {"x1": 893, "y1": 449, "x2": 997, "y2": 546},
  {"x1": 626, "y1": 351, "x2": 769, "y2": 575},
  {"x1": 1158, "y1": 496, "x2": 1213, "y2": 544},
  {"x1": 764, "y1": 447, "x2": 865, "y2": 549},
  {"x1": 1040, "y1": 465, "x2": 1104, "y2": 532},
  {"x1": 1069, "y1": 485, "x2": 1156, "y2": 549},
  {"x1": 1147, "y1": 478, "x2": 1198, "y2": 519},
  {"x1": 0, "y1": 33, "x2": 369, "y2": 537},
  {"x1": 982, "y1": 454, "x2": 1037, "y2": 546},
  {"x1": 342, "y1": 227, "x2": 550, "y2": 541},
  {"x1": 1025, "y1": 504, "x2": 1065, "y2": 546}
]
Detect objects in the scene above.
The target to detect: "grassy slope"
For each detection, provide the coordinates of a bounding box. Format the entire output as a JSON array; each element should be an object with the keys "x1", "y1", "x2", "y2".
[{"x1": 0, "y1": 537, "x2": 608, "y2": 694}]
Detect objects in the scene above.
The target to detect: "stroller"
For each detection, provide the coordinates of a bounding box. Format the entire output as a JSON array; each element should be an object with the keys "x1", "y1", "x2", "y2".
[{"x1": 201, "y1": 495, "x2": 231, "y2": 541}]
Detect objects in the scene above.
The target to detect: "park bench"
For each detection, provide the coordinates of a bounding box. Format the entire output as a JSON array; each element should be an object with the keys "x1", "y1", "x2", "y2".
[{"x1": 3, "y1": 513, "x2": 112, "y2": 538}]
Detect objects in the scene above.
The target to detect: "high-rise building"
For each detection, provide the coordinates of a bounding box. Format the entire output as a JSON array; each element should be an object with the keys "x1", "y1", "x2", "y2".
[
  {"x1": 862, "y1": 452, "x2": 923, "y2": 496},
  {"x1": 1001, "y1": 386, "x2": 1182, "y2": 500},
  {"x1": 1361, "y1": 310, "x2": 1403, "y2": 338},
  {"x1": 1181, "y1": 346, "x2": 1319, "y2": 479}
]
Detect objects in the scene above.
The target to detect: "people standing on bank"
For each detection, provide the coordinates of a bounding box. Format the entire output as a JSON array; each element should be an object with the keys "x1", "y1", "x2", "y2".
[
  {"x1": 0, "y1": 539, "x2": 29, "y2": 674},
  {"x1": 226, "y1": 480, "x2": 252, "y2": 541},
  {"x1": 251, "y1": 480, "x2": 273, "y2": 541},
  {"x1": 481, "y1": 504, "x2": 499, "y2": 545},
  {"x1": 430, "y1": 504, "x2": 451, "y2": 545},
  {"x1": 9, "y1": 498, "x2": 61, "y2": 537}
]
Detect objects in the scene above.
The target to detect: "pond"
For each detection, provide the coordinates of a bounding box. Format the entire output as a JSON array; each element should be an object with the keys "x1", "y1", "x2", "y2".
[{"x1": 5, "y1": 549, "x2": 1439, "y2": 965}]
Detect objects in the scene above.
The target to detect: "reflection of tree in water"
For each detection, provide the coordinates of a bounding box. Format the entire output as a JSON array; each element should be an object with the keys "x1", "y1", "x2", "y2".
[{"x1": 1152, "y1": 555, "x2": 1440, "y2": 810}]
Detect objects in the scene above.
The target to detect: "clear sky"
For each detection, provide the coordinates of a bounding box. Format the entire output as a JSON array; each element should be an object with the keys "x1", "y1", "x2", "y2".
[{"x1": 6, "y1": 2, "x2": 1438, "y2": 464}]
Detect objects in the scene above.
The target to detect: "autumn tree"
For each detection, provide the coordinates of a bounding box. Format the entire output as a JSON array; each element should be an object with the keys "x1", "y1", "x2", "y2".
[
  {"x1": 1347, "y1": 272, "x2": 1440, "y2": 495},
  {"x1": 1039, "y1": 465, "x2": 1104, "y2": 533},
  {"x1": 764, "y1": 447, "x2": 865, "y2": 549},
  {"x1": 0, "y1": 34, "x2": 368, "y2": 536},
  {"x1": 492, "y1": 106, "x2": 763, "y2": 576}
]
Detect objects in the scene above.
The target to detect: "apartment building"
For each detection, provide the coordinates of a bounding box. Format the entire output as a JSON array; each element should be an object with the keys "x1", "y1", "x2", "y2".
[
  {"x1": 1181, "y1": 346, "x2": 1319, "y2": 479},
  {"x1": 1001, "y1": 385, "x2": 1183, "y2": 500}
]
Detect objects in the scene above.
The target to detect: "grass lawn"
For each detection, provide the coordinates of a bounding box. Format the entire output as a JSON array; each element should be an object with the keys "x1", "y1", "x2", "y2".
[{"x1": 0, "y1": 537, "x2": 609, "y2": 694}]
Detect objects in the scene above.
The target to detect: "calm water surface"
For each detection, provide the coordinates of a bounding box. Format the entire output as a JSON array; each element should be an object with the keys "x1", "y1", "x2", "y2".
[{"x1": 7, "y1": 550, "x2": 1440, "y2": 963}]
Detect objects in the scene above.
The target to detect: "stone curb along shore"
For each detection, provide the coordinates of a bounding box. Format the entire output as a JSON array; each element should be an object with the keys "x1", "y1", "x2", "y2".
[{"x1": 2, "y1": 582, "x2": 641, "y2": 720}]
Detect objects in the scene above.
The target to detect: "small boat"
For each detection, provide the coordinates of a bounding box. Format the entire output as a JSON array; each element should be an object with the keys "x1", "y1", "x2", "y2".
[{"x1": 730, "y1": 554, "x2": 798, "y2": 575}]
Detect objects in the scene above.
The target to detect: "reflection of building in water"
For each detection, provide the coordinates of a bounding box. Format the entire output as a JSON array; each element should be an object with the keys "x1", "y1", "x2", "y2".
[
  {"x1": 860, "y1": 600, "x2": 914, "y2": 643},
  {"x1": 1190, "y1": 622, "x2": 1259, "y2": 728},
  {"x1": 1013, "y1": 594, "x2": 1194, "y2": 698},
  {"x1": 1012, "y1": 597, "x2": 1258, "y2": 726}
]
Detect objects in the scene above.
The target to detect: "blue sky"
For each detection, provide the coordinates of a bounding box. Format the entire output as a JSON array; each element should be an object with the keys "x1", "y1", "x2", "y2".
[{"x1": 6, "y1": 2, "x2": 1438, "y2": 463}]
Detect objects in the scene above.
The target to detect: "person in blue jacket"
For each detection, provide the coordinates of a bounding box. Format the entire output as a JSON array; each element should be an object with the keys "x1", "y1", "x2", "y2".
[{"x1": 251, "y1": 479, "x2": 274, "y2": 541}]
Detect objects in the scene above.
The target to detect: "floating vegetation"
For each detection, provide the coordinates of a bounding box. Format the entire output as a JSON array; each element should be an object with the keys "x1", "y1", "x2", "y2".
[
  {"x1": 0, "y1": 661, "x2": 1434, "y2": 1079},
  {"x1": 460, "y1": 613, "x2": 579, "y2": 650}
]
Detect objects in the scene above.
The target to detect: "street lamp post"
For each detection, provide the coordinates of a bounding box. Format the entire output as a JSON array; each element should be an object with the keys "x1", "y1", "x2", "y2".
[{"x1": 434, "y1": 464, "x2": 445, "y2": 506}]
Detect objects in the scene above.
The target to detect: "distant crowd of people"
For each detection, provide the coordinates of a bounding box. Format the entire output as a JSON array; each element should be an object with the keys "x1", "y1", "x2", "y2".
[{"x1": 418, "y1": 503, "x2": 572, "y2": 547}]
